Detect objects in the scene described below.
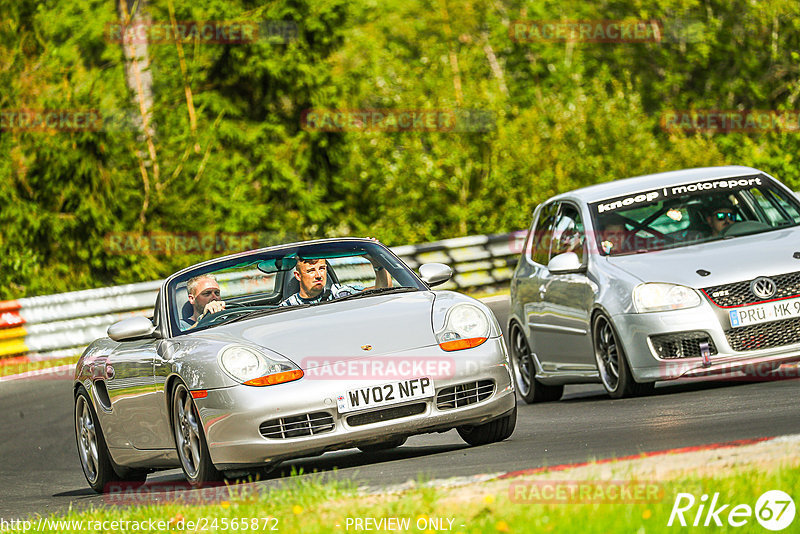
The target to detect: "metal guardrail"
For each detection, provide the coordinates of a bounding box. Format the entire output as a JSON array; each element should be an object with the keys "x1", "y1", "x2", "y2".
[{"x1": 0, "y1": 232, "x2": 524, "y2": 364}]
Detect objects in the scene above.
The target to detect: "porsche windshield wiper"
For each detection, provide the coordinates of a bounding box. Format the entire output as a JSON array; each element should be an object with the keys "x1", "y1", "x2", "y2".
[{"x1": 334, "y1": 286, "x2": 418, "y2": 302}]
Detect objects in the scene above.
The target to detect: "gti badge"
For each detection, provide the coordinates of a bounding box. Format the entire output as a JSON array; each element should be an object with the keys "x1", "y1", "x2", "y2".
[{"x1": 750, "y1": 276, "x2": 777, "y2": 300}]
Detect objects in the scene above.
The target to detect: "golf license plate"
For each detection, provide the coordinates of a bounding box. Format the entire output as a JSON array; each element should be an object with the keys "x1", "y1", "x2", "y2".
[
  {"x1": 728, "y1": 296, "x2": 800, "y2": 327},
  {"x1": 337, "y1": 377, "x2": 434, "y2": 413}
]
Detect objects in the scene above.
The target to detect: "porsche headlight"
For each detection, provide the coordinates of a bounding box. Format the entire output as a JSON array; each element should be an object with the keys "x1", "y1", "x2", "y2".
[
  {"x1": 633, "y1": 283, "x2": 701, "y2": 313},
  {"x1": 436, "y1": 304, "x2": 490, "y2": 351},
  {"x1": 219, "y1": 345, "x2": 303, "y2": 386}
]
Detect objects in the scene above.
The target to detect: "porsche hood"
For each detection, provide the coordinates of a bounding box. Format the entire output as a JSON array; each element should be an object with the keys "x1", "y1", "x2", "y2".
[{"x1": 189, "y1": 291, "x2": 440, "y2": 368}]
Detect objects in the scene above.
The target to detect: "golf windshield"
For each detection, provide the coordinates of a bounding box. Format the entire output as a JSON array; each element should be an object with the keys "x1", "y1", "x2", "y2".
[{"x1": 590, "y1": 175, "x2": 800, "y2": 256}]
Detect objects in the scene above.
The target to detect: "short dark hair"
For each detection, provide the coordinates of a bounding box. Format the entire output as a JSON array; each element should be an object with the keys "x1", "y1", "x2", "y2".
[{"x1": 707, "y1": 197, "x2": 736, "y2": 215}]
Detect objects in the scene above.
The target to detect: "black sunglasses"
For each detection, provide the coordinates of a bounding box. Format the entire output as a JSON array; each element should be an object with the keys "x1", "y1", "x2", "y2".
[{"x1": 713, "y1": 211, "x2": 736, "y2": 221}]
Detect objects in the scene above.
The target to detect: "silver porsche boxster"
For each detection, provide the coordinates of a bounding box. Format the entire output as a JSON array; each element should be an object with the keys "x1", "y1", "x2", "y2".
[
  {"x1": 509, "y1": 166, "x2": 800, "y2": 401},
  {"x1": 74, "y1": 238, "x2": 516, "y2": 491}
]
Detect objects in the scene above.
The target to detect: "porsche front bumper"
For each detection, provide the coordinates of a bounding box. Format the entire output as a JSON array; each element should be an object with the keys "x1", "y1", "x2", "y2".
[{"x1": 193, "y1": 338, "x2": 516, "y2": 469}]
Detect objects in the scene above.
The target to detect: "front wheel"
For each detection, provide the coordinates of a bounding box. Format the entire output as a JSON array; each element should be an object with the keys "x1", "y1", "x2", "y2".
[
  {"x1": 509, "y1": 324, "x2": 563, "y2": 403},
  {"x1": 172, "y1": 383, "x2": 222, "y2": 486},
  {"x1": 456, "y1": 406, "x2": 517, "y2": 446},
  {"x1": 592, "y1": 314, "x2": 654, "y2": 399}
]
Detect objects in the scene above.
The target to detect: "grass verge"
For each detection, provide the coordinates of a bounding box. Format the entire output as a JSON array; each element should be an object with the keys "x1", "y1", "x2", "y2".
[{"x1": 14, "y1": 459, "x2": 798, "y2": 533}]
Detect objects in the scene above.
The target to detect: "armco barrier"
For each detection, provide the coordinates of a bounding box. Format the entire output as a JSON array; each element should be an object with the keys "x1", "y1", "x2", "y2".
[{"x1": 0, "y1": 232, "x2": 525, "y2": 365}]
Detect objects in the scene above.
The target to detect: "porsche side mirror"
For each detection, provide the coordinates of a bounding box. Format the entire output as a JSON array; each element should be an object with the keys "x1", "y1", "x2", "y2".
[
  {"x1": 547, "y1": 252, "x2": 585, "y2": 274},
  {"x1": 419, "y1": 263, "x2": 453, "y2": 287},
  {"x1": 108, "y1": 316, "x2": 156, "y2": 341}
]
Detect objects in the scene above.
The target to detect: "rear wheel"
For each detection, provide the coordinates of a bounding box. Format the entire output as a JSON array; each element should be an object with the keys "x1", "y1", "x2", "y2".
[
  {"x1": 456, "y1": 406, "x2": 517, "y2": 446},
  {"x1": 172, "y1": 383, "x2": 222, "y2": 487},
  {"x1": 357, "y1": 437, "x2": 407, "y2": 453},
  {"x1": 592, "y1": 314, "x2": 654, "y2": 398},
  {"x1": 75, "y1": 386, "x2": 146, "y2": 493},
  {"x1": 509, "y1": 324, "x2": 563, "y2": 403}
]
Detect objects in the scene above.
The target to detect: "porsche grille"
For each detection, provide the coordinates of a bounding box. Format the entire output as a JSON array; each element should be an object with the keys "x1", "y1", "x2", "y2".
[
  {"x1": 346, "y1": 402, "x2": 426, "y2": 426},
  {"x1": 436, "y1": 380, "x2": 495, "y2": 409},
  {"x1": 259, "y1": 412, "x2": 335, "y2": 439}
]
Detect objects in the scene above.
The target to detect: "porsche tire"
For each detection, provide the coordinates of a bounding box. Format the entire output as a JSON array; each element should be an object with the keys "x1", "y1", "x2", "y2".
[
  {"x1": 456, "y1": 406, "x2": 517, "y2": 446},
  {"x1": 75, "y1": 386, "x2": 133, "y2": 493},
  {"x1": 172, "y1": 383, "x2": 222, "y2": 487}
]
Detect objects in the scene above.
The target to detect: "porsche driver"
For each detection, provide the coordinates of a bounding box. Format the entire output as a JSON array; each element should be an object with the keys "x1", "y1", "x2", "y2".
[
  {"x1": 280, "y1": 256, "x2": 391, "y2": 306},
  {"x1": 180, "y1": 274, "x2": 226, "y2": 329}
]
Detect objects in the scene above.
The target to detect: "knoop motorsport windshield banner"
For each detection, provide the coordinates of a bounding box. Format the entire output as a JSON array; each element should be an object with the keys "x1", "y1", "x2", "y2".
[{"x1": 590, "y1": 176, "x2": 764, "y2": 214}]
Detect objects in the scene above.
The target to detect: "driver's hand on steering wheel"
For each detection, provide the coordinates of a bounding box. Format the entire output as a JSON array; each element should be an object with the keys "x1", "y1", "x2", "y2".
[{"x1": 200, "y1": 300, "x2": 226, "y2": 318}]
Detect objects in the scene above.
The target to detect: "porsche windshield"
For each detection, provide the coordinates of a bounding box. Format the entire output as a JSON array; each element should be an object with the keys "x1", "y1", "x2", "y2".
[
  {"x1": 590, "y1": 175, "x2": 800, "y2": 256},
  {"x1": 168, "y1": 241, "x2": 425, "y2": 334}
]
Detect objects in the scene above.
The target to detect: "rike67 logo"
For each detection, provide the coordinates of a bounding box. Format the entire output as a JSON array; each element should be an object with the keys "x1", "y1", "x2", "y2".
[{"x1": 668, "y1": 490, "x2": 795, "y2": 531}]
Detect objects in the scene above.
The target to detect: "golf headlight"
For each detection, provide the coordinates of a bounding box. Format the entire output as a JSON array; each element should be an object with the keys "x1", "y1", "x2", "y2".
[
  {"x1": 436, "y1": 304, "x2": 490, "y2": 351},
  {"x1": 633, "y1": 283, "x2": 701, "y2": 313},
  {"x1": 219, "y1": 345, "x2": 303, "y2": 386}
]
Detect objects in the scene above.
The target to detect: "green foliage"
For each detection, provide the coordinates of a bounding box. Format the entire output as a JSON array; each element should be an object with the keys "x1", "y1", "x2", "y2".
[{"x1": 1, "y1": 0, "x2": 798, "y2": 297}]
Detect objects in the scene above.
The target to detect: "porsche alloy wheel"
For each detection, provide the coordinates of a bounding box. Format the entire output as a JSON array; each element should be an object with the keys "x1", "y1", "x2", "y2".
[
  {"x1": 172, "y1": 383, "x2": 221, "y2": 486},
  {"x1": 509, "y1": 324, "x2": 563, "y2": 403},
  {"x1": 592, "y1": 314, "x2": 654, "y2": 399},
  {"x1": 75, "y1": 386, "x2": 122, "y2": 492}
]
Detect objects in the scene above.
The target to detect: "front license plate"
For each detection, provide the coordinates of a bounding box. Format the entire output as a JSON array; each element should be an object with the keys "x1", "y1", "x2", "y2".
[
  {"x1": 337, "y1": 377, "x2": 434, "y2": 413},
  {"x1": 728, "y1": 296, "x2": 800, "y2": 327}
]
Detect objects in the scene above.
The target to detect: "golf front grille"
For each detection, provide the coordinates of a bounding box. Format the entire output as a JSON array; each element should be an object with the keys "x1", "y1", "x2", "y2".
[
  {"x1": 726, "y1": 317, "x2": 800, "y2": 351},
  {"x1": 346, "y1": 402, "x2": 426, "y2": 427},
  {"x1": 703, "y1": 271, "x2": 800, "y2": 307},
  {"x1": 650, "y1": 332, "x2": 717, "y2": 359},
  {"x1": 436, "y1": 380, "x2": 495, "y2": 409},
  {"x1": 259, "y1": 412, "x2": 335, "y2": 439}
]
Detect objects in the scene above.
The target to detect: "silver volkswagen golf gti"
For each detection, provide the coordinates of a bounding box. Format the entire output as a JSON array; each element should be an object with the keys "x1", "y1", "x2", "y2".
[{"x1": 508, "y1": 166, "x2": 800, "y2": 400}]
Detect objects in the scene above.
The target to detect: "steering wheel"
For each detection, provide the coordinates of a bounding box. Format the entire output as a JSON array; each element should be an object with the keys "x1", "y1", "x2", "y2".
[
  {"x1": 195, "y1": 304, "x2": 248, "y2": 327},
  {"x1": 720, "y1": 220, "x2": 771, "y2": 237}
]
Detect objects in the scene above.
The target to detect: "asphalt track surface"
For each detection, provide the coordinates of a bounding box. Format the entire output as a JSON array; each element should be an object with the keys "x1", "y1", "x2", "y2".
[{"x1": 1, "y1": 297, "x2": 799, "y2": 519}]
